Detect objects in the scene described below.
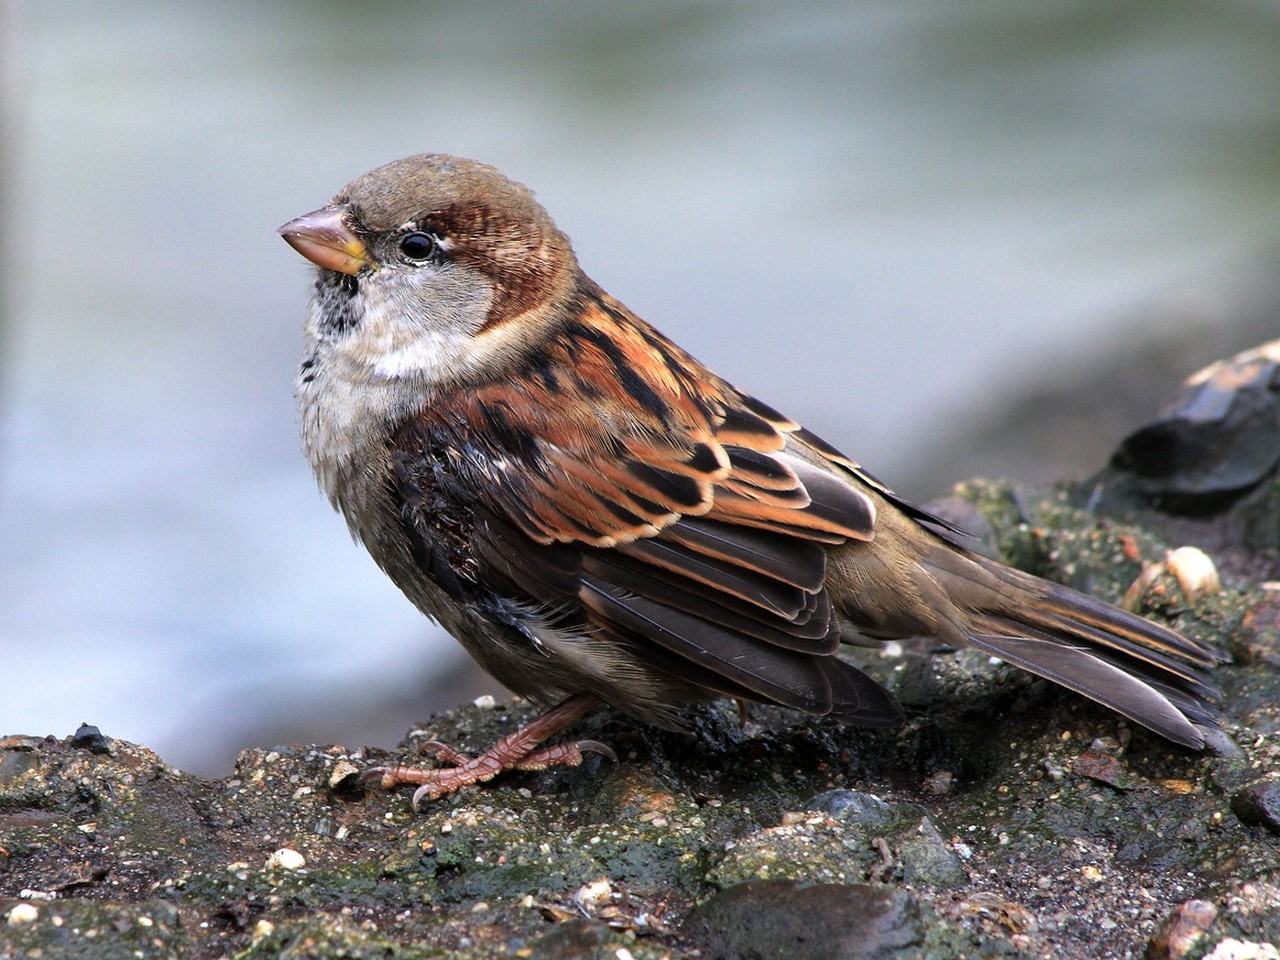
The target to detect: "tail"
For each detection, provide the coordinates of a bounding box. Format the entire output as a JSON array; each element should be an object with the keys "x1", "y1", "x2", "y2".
[{"x1": 933, "y1": 550, "x2": 1225, "y2": 749}]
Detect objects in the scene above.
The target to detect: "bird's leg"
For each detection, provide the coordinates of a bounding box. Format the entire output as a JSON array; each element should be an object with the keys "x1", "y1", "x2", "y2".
[{"x1": 363, "y1": 693, "x2": 615, "y2": 809}]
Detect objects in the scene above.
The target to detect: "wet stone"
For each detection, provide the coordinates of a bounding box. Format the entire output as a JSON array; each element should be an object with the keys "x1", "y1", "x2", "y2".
[
  {"x1": 1230, "y1": 781, "x2": 1280, "y2": 835},
  {"x1": 895, "y1": 816, "x2": 967, "y2": 888},
  {"x1": 685, "y1": 881, "x2": 922, "y2": 960},
  {"x1": 70, "y1": 724, "x2": 111, "y2": 755},
  {"x1": 803, "y1": 789, "x2": 895, "y2": 827},
  {"x1": 1108, "y1": 340, "x2": 1280, "y2": 510}
]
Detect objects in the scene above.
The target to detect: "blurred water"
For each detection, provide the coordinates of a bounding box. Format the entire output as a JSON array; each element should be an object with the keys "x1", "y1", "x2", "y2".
[{"x1": 2, "y1": 1, "x2": 1277, "y2": 775}]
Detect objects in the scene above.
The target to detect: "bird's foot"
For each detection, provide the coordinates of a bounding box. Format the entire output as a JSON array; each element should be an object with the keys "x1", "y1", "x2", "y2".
[{"x1": 362, "y1": 693, "x2": 614, "y2": 809}]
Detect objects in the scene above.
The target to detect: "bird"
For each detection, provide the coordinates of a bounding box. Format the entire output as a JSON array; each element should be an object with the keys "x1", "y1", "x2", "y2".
[{"x1": 278, "y1": 154, "x2": 1224, "y2": 808}]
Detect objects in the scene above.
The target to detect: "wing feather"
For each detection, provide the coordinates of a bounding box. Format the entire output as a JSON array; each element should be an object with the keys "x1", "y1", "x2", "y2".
[
  {"x1": 579, "y1": 576, "x2": 836, "y2": 712},
  {"x1": 386, "y1": 280, "x2": 891, "y2": 718}
]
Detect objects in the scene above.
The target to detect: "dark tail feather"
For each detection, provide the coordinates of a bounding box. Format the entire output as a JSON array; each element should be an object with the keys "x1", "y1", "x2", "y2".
[
  {"x1": 821, "y1": 659, "x2": 905, "y2": 727},
  {"x1": 964, "y1": 558, "x2": 1224, "y2": 749},
  {"x1": 967, "y1": 631, "x2": 1207, "y2": 747}
]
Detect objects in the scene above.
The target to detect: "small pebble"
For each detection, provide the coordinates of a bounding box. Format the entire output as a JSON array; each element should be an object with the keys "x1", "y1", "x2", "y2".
[
  {"x1": 1042, "y1": 758, "x2": 1066, "y2": 782},
  {"x1": 1148, "y1": 899, "x2": 1218, "y2": 960},
  {"x1": 327, "y1": 760, "x2": 360, "y2": 789},
  {"x1": 922, "y1": 770, "x2": 954, "y2": 796}
]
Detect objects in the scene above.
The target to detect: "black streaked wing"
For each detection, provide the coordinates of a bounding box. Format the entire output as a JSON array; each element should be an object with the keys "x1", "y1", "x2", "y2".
[{"x1": 386, "y1": 280, "x2": 896, "y2": 718}]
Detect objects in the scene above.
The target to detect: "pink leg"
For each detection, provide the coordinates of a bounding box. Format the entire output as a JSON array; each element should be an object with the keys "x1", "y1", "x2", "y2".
[{"x1": 363, "y1": 694, "x2": 615, "y2": 809}]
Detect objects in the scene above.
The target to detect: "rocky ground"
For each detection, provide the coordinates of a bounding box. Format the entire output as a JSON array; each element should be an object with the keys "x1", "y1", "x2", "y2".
[{"x1": 2, "y1": 343, "x2": 1279, "y2": 960}]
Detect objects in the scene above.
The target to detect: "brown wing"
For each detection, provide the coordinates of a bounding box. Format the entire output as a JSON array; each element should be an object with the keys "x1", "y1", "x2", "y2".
[
  {"x1": 457, "y1": 286, "x2": 877, "y2": 548},
  {"x1": 391, "y1": 279, "x2": 899, "y2": 722}
]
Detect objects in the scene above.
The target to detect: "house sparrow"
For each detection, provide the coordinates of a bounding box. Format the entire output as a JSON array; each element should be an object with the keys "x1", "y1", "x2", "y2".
[{"x1": 279, "y1": 154, "x2": 1224, "y2": 807}]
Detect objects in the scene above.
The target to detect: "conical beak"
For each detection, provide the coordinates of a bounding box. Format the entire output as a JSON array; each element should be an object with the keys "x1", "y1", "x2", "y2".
[{"x1": 278, "y1": 205, "x2": 373, "y2": 275}]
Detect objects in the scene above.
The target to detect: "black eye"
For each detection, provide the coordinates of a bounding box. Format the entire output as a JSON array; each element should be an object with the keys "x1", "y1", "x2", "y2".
[{"x1": 399, "y1": 232, "x2": 439, "y2": 261}]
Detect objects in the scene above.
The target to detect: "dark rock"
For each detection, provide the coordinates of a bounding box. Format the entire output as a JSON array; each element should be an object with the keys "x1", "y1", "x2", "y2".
[
  {"x1": 803, "y1": 789, "x2": 895, "y2": 826},
  {"x1": 70, "y1": 724, "x2": 110, "y2": 755},
  {"x1": 1071, "y1": 748, "x2": 1135, "y2": 790},
  {"x1": 1231, "y1": 780, "x2": 1280, "y2": 835},
  {"x1": 896, "y1": 816, "x2": 967, "y2": 888},
  {"x1": 525, "y1": 919, "x2": 627, "y2": 960},
  {"x1": 1081, "y1": 340, "x2": 1280, "y2": 561},
  {"x1": 798, "y1": 791, "x2": 967, "y2": 888},
  {"x1": 685, "y1": 881, "x2": 921, "y2": 960},
  {"x1": 1108, "y1": 340, "x2": 1280, "y2": 511}
]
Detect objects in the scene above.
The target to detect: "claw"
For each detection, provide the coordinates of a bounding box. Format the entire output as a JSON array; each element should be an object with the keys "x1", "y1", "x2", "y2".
[{"x1": 576, "y1": 740, "x2": 619, "y2": 763}]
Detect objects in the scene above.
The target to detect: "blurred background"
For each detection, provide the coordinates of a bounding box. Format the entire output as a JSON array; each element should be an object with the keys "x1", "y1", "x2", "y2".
[{"x1": 2, "y1": 1, "x2": 1277, "y2": 776}]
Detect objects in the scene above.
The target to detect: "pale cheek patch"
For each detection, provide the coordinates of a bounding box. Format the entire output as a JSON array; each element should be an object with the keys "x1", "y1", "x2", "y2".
[{"x1": 351, "y1": 265, "x2": 499, "y2": 383}]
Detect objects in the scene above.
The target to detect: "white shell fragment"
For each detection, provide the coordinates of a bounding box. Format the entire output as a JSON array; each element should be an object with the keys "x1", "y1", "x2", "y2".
[
  {"x1": 264, "y1": 848, "x2": 306, "y2": 872},
  {"x1": 327, "y1": 760, "x2": 361, "y2": 789},
  {"x1": 573, "y1": 877, "x2": 614, "y2": 906},
  {"x1": 1165, "y1": 546, "x2": 1221, "y2": 604},
  {"x1": 6, "y1": 904, "x2": 39, "y2": 926},
  {"x1": 1122, "y1": 545, "x2": 1221, "y2": 611}
]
